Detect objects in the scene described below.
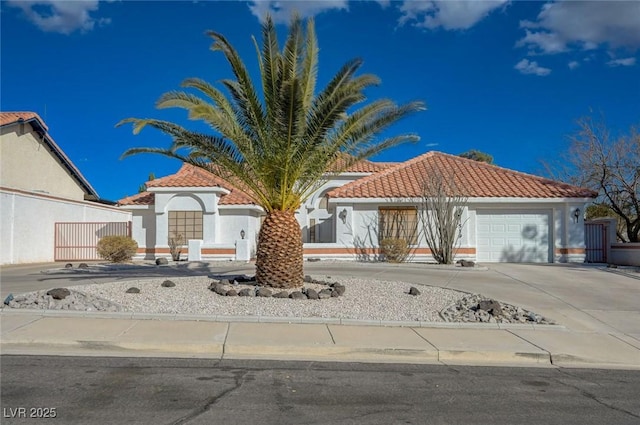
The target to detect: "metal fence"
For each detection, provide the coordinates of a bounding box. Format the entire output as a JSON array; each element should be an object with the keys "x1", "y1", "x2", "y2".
[
  {"x1": 585, "y1": 222, "x2": 608, "y2": 263},
  {"x1": 54, "y1": 222, "x2": 132, "y2": 261}
]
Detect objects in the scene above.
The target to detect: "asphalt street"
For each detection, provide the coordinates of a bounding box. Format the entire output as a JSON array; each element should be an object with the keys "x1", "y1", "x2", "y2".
[{"x1": 1, "y1": 356, "x2": 639, "y2": 425}]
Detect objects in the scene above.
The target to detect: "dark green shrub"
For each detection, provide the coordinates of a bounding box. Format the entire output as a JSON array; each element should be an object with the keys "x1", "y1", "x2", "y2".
[
  {"x1": 96, "y1": 236, "x2": 138, "y2": 263},
  {"x1": 380, "y1": 238, "x2": 411, "y2": 263}
]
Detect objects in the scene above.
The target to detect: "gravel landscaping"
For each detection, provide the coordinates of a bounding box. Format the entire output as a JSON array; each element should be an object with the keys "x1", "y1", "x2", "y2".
[{"x1": 2, "y1": 273, "x2": 554, "y2": 324}]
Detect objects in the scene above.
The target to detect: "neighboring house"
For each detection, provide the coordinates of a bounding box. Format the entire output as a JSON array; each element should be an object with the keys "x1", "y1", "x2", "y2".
[
  {"x1": 118, "y1": 151, "x2": 596, "y2": 263},
  {"x1": 1, "y1": 112, "x2": 132, "y2": 264}
]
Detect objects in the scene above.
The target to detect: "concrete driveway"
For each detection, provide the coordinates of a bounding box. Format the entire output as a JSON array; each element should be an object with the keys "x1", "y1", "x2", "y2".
[{"x1": 1, "y1": 261, "x2": 639, "y2": 341}]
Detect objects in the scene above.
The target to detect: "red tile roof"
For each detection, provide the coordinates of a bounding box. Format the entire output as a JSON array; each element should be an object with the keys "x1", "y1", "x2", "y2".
[
  {"x1": 328, "y1": 151, "x2": 597, "y2": 199},
  {"x1": 0, "y1": 111, "x2": 48, "y2": 130},
  {"x1": 329, "y1": 155, "x2": 396, "y2": 173},
  {"x1": 136, "y1": 163, "x2": 256, "y2": 206},
  {"x1": 119, "y1": 156, "x2": 395, "y2": 207},
  {"x1": 117, "y1": 191, "x2": 155, "y2": 206}
]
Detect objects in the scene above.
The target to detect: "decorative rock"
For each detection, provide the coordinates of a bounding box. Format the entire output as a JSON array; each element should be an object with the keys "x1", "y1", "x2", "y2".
[
  {"x1": 161, "y1": 280, "x2": 176, "y2": 288},
  {"x1": 126, "y1": 287, "x2": 140, "y2": 294},
  {"x1": 238, "y1": 288, "x2": 256, "y2": 297},
  {"x1": 440, "y1": 294, "x2": 553, "y2": 324},
  {"x1": 219, "y1": 279, "x2": 233, "y2": 285},
  {"x1": 305, "y1": 288, "x2": 319, "y2": 300},
  {"x1": 331, "y1": 290, "x2": 340, "y2": 298},
  {"x1": 408, "y1": 287, "x2": 421, "y2": 296},
  {"x1": 155, "y1": 258, "x2": 168, "y2": 265},
  {"x1": 289, "y1": 291, "x2": 307, "y2": 300},
  {"x1": 457, "y1": 259, "x2": 475, "y2": 267},
  {"x1": 318, "y1": 289, "x2": 332, "y2": 299},
  {"x1": 257, "y1": 288, "x2": 273, "y2": 298},
  {"x1": 212, "y1": 284, "x2": 228, "y2": 296},
  {"x1": 4, "y1": 294, "x2": 14, "y2": 305},
  {"x1": 477, "y1": 299, "x2": 502, "y2": 316},
  {"x1": 78, "y1": 263, "x2": 89, "y2": 269},
  {"x1": 332, "y1": 284, "x2": 346, "y2": 296},
  {"x1": 47, "y1": 288, "x2": 71, "y2": 300},
  {"x1": 273, "y1": 291, "x2": 289, "y2": 298},
  {"x1": 303, "y1": 275, "x2": 315, "y2": 283},
  {"x1": 65, "y1": 263, "x2": 73, "y2": 269},
  {"x1": 226, "y1": 289, "x2": 238, "y2": 297}
]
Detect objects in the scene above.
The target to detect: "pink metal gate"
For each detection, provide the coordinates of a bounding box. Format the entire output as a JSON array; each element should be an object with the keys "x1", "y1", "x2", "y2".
[
  {"x1": 585, "y1": 222, "x2": 608, "y2": 263},
  {"x1": 54, "y1": 222, "x2": 132, "y2": 261}
]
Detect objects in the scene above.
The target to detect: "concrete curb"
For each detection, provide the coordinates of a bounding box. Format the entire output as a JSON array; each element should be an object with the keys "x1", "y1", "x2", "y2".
[
  {"x1": 2, "y1": 320, "x2": 639, "y2": 369},
  {"x1": 0, "y1": 308, "x2": 567, "y2": 330}
]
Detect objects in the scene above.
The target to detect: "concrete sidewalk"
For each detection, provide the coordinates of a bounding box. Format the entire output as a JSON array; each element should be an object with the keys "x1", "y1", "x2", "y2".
[
  {"x1": 2, "y1": 309, "x2": 639, "y2": 369},
  {"x1": 2, "y1": 262, "x2": 639, "y2": 369}
]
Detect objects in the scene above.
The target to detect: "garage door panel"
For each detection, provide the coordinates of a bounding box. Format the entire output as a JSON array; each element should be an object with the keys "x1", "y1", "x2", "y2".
[{"x1": 476, "y1": 210, "x2": 551, "y2": 263}]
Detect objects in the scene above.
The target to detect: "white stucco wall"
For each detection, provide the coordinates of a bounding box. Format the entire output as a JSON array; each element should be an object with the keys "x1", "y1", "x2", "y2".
[
  {"x1": 124, "y1": 188, "x2": 263, "y2": 260},
  {"x1": 1, "y1": 124, "x2": 87, "y2": 201},
  {"x1": 1, "y1": 188, "x2": 132, "y2": 264},
  {"x1": 321, "y1": 198, "x2": 589, "y2": 263}
]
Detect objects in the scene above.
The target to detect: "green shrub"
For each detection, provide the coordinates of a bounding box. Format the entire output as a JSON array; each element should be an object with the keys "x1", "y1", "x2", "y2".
[
  {"x1": 96, "y1": 236, "x2": 138, "y2": 263},
  {"x1": 380, "y1": 238, "x2": 411, "y2": 263}
]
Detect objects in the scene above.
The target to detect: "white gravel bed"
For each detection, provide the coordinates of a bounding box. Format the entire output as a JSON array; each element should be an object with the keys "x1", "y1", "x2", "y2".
[{"x1": 67, "y1": 275, "x2": 466, "y2": 322}]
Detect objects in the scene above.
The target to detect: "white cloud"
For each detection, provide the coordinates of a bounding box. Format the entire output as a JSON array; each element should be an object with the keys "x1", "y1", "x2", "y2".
[
  {"x1": 607, "y1": 57, "x2": 636, "y2": 67},
  {"x1": 514, "y1": 59, "x2": 551, "y2": 76},
  {"x1": 248, "y1": 1, "x2": 348, "y2": 24},
  {"x1": 398, "y1": 0, "x2": 508, "y2": 30},
  {"x1": 6, "y1": 0, "x2": 111, "y2": 34},
  {"x1": 568, "y1": 61, "x2": 579, "y2": 70},
  {"x1": 517, "y1": 1, "x2": 640, "y2": 54}
]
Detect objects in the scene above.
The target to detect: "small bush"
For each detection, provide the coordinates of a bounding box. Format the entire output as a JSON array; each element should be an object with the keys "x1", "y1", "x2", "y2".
[
  {"x1": 380, "y1": 238, "x2": 411, "y2": 263},
  {"x1": 96, "y1": 236, "x2": 138, "y2": 263},
  {"x1": 168, "y1": 232, "x2": 185, "y2": 261}
]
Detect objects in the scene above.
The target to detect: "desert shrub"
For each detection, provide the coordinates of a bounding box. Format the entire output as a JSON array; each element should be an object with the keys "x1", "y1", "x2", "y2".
[
  {"x1": 96, "y1": 236, "x2": 138, "y2": 263},
  {"x1": 380, "y1": 238, "x2": 411, "y2": 263},
  {"x1": 168, "y1": 232, "x2": 185, "y2": 261}
]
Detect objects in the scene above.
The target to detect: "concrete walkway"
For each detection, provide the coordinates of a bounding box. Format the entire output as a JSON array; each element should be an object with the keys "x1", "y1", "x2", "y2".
[{"x1": 1, "y1": 262, "x2": 639, "y2": 369}]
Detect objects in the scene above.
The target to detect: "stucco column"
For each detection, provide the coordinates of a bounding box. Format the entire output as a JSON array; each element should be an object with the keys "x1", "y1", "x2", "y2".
[
  {"x1": 203, "y1": 212, "x2": 216, "y2": 244},
  {"x1": 155, "y1": 212, "x2": 168, "y2": 249}
]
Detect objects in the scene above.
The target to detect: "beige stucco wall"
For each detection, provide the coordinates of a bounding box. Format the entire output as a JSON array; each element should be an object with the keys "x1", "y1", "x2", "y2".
[{"x1": 1, "y1": 123, "x2": 87, "y2": 200}]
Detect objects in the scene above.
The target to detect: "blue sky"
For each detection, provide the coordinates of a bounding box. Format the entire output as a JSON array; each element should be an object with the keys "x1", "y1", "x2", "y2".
[{"x1": 2, "y1": 1, "x2": 639, "y2": 202}]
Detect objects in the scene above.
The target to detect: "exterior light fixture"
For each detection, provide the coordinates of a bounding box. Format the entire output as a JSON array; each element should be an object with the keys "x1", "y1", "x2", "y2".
[
  {"x1": 339, "y1": 208, "x2": 348, "y2": 224},
  {"x1": 573, "y1": 208, "x2": 581, "y2": 223},
  {"x1": 240, "y1": 229, "x2": 245, "y2": 239}
]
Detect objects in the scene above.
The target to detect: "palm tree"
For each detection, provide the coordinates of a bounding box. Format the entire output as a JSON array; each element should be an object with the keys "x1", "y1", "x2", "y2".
[{"x1": 119, "y1": 14, "x2": 425, "y2": 289}]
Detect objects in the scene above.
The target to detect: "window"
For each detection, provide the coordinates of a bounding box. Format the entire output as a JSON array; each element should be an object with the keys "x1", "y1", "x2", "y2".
[
  {"x1": 379, "y1": 207, "x2": 418, "y2": 245},
  {"x1": 168, "y1": 211, "x2": 203, "y2": 242},
  {"x1": 309, "y1": 219, "x2": 316, "y2": 243}
]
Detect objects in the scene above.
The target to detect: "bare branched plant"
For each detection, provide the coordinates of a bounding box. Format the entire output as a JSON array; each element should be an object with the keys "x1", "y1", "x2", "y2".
[
  {"x1": 168, "y1": 232, "x2": 185, "y2": 261},
  {"x1": 544, "y1": 116, "x2": 639, "y2": 242},
  {"x1": 419, "y1": 174, "x2": 468, "y2": 264}
]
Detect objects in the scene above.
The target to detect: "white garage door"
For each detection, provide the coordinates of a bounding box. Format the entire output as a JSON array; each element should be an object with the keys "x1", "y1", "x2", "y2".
[{"x1": 476, "y1": 210, "x2": 552, "y2": 263}]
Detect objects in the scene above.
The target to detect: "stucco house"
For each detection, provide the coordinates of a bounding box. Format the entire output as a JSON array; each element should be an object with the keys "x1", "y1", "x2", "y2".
[
  {"x1": 1, "y1": 112, "x2": 132, "y2": 264},
  {"x1": 118, "y1": 151, "x2": 596, "y2": 263}
]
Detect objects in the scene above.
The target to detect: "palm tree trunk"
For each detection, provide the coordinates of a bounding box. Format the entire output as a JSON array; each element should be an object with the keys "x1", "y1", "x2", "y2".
[{"x1": 255, "y1": 210, "x2": 304, "y2": 289}]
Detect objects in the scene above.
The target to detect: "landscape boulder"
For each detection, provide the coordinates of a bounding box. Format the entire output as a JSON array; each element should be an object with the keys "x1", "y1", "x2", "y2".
[{"x1": 47, "y1": 288, "x2": 71, "y2": 300}]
